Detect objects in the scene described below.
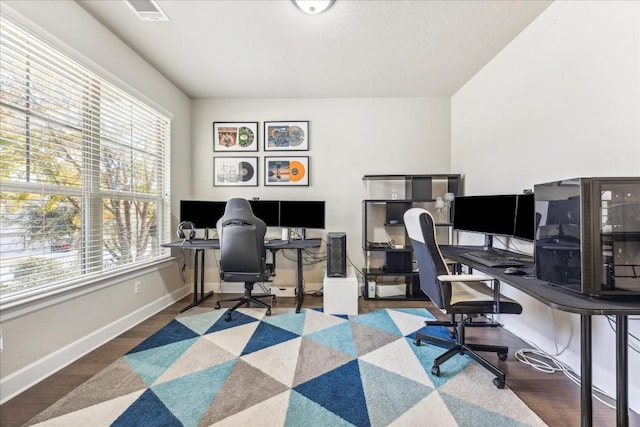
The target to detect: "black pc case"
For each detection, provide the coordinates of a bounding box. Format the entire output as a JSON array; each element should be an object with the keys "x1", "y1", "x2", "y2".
[
  {"x1": 327, "y1": 232, "x2": 347, "y2": 277},
  {"x1": 534, "y1": 177, "x2": 640, "y2": 297}
]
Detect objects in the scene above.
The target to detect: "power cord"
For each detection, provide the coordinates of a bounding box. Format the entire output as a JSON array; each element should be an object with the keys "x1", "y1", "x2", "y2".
[
  {"x1": 177, "y1": 249, "x2": 187, "y2": 283},
  {"x1": 514, "y1": 307, "x2": 621, "y2": 410}
]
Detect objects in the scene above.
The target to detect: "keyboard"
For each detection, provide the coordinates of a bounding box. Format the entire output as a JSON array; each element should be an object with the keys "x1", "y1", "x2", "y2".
[{"x1": 460, "y1": 251, "x2": 525, "y2": 268}]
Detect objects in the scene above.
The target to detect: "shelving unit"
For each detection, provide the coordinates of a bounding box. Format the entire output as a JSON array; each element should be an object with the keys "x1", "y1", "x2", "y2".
[{"x1": 362, "y1": 174, "x2": 462, "y2": 300}]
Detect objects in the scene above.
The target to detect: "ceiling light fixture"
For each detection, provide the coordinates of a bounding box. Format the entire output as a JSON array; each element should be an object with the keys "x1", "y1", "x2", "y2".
[{"x1": 292, "y1": 0, "x2": 335, "y2": 15}]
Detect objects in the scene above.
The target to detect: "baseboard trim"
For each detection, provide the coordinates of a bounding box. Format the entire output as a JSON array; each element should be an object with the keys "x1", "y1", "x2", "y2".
[{"x1": 0, "y1": 287, "x2": 190, "y2": 405}]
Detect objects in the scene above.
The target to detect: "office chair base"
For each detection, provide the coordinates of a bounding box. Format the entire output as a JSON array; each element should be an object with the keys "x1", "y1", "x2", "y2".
[
  {"x1": 214, "y1": 283, "x2": 275, "y2": 321},
  {"x1": 413, "y1": 331, "x2": 508, "y2": 389}
]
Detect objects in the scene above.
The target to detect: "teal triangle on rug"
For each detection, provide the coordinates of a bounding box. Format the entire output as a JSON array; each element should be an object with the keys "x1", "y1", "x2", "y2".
[{"x1": 24, "y1": 307, "x2": 548, "y2": 427}]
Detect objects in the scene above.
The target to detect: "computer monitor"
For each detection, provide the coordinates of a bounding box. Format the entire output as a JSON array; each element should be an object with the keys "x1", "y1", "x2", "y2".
[
  {"x1": 179, "y1": 200, "x2": 227, "y2": 229},
  {"x1": 279, "y1": 200, "x2": 326, "y2": 229},
  {"x1": 248, "y1": 200, "x2": 280, "y2": 226},
  {"x1": 513, "y1": 193, "x2": 536, "y2": 241},
  {"x1": 452, "y1": 194, "x2": 517, "y2": 237}
]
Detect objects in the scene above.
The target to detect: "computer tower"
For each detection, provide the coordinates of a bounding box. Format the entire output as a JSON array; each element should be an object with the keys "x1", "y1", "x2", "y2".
[
  {"x1": 534, "y1": 177, "x2": 640, "y2": 297},
  {"x1": 327, "y1": 232, "x2": 347, "y2": 277}
]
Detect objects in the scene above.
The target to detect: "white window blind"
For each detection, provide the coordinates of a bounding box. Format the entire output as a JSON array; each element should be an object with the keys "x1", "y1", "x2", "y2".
[{"x1": 0, "y1": 17, "x2": 171, "y2": 304}]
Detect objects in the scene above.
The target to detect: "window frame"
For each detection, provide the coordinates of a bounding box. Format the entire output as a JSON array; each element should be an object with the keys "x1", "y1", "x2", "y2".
[{"x1": 0, "y1": 14, "x2": 173, "y2": 311}]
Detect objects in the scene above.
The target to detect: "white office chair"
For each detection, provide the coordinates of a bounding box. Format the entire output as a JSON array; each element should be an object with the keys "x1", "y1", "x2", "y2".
[{"x1": 404, "y1": 207, "x2": 523, "y2": 388}]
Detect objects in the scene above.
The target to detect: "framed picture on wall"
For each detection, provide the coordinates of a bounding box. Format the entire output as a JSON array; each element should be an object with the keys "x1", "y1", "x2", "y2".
[
  {"x1": 214, "y1": 157, "x2": 258, "y2": 186},
  {"x1": 264, "y1": 121, "x2": 309, "y2": 151},
  {"x1": 264, "y1": 156, "x2": 309, "y2": 186},
  {"x1": 213, "y1": 122, "x2": 258, "y2": 152}
]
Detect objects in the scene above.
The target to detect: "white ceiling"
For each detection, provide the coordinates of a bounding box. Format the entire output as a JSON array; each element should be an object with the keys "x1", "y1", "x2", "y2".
[{"x1": 76, "y1": 0, "x2": 552, "y2": 99}]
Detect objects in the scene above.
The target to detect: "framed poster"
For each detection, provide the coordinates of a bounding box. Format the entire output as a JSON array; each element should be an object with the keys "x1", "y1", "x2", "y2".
[
  {"x1": 264, "y1": 156, "x2": 309, "y2": 186},
  {"x1": 213, "y1": 122, "x2": 258, "y2": 152},
  {"x1": 264, "y1": 121, "x2": 309, "y2": 151},
  {"x1": 214, "y1": 157, "x2": 258, "y2": 186}
]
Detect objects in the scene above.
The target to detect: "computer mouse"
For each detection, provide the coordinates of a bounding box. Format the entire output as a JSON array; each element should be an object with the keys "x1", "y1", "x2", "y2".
[{"x1": 504, "y1": 267, "x2": 527, "y2": 275}]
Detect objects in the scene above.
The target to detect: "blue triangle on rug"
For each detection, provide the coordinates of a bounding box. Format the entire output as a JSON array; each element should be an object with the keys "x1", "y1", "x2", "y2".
[
  {"x1": 124, "y1": 338, "x2": 199, "y2": 386},
  {"x1": 204, "y1": 310, "x2": 258, "y2": 334},
  {"x1": 294, "y1": 359, "x2": 370, "y2": 426},
  {"x1": 304, "y1": 321, "x2": 357, "y2": 357},
  {"x1": 241, "y1": 321, "x2": 300, "y2": 355},
  {"x1": 286, "y1": 390, "x2": 355, "y2": 426},
  {"x1": 111, "y1": 389, "x2": 182, "y2": 427},
  {"x1": 151, "y1": 360, "x2": 237, "y2": 426},
  {"x1": 127, "y1": 319, "x2": 200, "y2": 354},
  {"x1": 351, "y1": 309, "x2": 403, "y2": 336},
  {"x1": 262, "y1": 309, "x2": 307, "y2": 335}
]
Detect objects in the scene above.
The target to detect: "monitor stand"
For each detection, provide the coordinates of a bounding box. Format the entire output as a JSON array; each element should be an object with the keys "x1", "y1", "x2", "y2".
[{"x1": 484, "y1": 235, "x2": 494, "y2": 250}]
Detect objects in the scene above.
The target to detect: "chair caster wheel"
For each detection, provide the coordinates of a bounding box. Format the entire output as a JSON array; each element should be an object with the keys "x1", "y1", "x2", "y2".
[
  {"x1": 214, "y1": 302, "x2": 221, "y2": 310},
  {"x1": 431, "y1": 366, "x2": 440, "y2": 376},
  {"x1": 498, "y1": 352, "x2": 508, "y2": 361},
  {"x1": 266, "y1": 309, "x2": 271, "y2": 316},
  {"x1": 224, "y1": 312, "x2": 232, "y2": 322},
  {"x1": 493, "y1": 378, "x2": 505, "y2": 389},
  {"x1": 413, "y1": 338, "x2": 421, "y2": 346}
]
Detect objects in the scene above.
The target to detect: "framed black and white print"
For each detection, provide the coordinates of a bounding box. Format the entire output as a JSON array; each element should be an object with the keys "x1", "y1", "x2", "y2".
[
  {"x1": 214, "y1": 157, "x2": 258, "y2": 186},
  {"x1": 264, "y1": 121, "x2": 309, "y2": 151},
  {"x1": 264, "y1": 156, "x2": 309, "y2": 186},
  {"x1": 213, "y1": 122, "x2": 258, "y2": 152}
]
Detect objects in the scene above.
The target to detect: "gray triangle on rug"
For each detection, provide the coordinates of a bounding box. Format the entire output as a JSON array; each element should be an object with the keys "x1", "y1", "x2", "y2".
[{"x1": 25, "y1": 307, "x2": 547, "y2": 427}]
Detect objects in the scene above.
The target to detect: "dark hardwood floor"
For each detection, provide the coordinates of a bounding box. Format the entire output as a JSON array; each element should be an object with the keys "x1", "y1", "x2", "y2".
[{"x1": 1, "y1": 293, "x2": 638, "y2": 427}]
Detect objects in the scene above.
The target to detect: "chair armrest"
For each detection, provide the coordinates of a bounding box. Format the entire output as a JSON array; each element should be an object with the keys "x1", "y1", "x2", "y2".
[{"x1": 437, "y1": 274, "x2": 491, "y2": 282}]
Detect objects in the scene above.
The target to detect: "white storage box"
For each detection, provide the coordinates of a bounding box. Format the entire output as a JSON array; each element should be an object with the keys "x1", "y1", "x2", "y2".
[
  {"x1": 375, "y1": 282, "x2": 406, "y2": 298},
  {"x1": 270, "y1": 285, "x2": 296, "y2": 297},
  {"x1": 323, "y1": 267, "x2": 358, "y2": 315}
]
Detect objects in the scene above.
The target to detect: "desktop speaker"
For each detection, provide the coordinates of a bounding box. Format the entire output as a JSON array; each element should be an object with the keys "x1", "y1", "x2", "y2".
[{"x1": 326, "y1": 232, "x2": 347, "y2": 278}]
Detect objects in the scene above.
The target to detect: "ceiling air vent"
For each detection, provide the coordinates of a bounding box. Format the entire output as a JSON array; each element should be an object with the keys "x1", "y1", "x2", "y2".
[{"x1": 124, "y1": 0, "x2": 170, "y2": 22}]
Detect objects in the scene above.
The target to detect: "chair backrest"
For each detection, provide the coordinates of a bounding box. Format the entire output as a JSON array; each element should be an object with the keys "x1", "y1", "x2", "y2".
[
  {"x1": 404, "y1": 208, "x2": 451, "y2": 309},
  {"x1": 216, "y1": 198, "x2": 268, "y2": 282}
]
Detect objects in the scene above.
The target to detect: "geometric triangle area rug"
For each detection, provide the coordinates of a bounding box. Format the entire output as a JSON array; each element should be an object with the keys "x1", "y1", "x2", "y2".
[{"x1": 25, "y1": 307, "x2": 547, "y2": 427}]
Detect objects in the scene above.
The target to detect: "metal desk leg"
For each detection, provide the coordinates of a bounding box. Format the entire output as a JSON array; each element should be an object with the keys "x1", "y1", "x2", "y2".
[
  {"x1": 180, "y1": 249, "x2": 214, "y2": 313},
  {"x1": 581, "y1": 314, "x2": 592, "y2": 427},
  {"x1": 296, "y1": 247, "x2": 304, "y2": 313},
  {"x1": 617, "y1": 315, "x2": 629, "y2": 427}
]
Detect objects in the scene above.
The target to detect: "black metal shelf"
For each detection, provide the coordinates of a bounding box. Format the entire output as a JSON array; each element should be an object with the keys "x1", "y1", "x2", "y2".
[{"x1": 362, "y1": 174, "x2": 462, "y2": 301}]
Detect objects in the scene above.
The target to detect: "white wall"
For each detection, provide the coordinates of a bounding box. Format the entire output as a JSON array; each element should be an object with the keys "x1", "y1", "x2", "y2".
[
  {"x1": 191, "y1": 98, "x2": 451, "y2": 290},
  {"x1": 0, "y1": 1, "x2": 192, "y2": 403},
  {"x1": 452, "y1": 0, "x2": 640, "y2": 412}
]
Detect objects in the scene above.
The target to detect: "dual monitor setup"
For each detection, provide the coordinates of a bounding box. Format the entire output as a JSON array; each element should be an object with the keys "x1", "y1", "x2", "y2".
[
  {"x1": 180, "y1": 199, "x2": 326, "y2": 238},
  {"x1": 452, "y1": 177, "x2": 640, "y2": 298}
]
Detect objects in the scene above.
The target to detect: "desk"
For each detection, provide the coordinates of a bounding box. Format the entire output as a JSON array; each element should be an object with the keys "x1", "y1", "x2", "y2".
[
  {"x1": 440, "y1": 245, "x2": 640, "y2": 427},
  {"x1": 162, "y1": 238, "x2": 322, "y2": 314}
]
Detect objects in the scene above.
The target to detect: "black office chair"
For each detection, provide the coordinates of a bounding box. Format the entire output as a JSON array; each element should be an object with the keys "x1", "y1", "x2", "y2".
[
  {"x1": 214, "y1": 198, "x2": 274, "y2": 321},
  {"x1": 404, "y1": 207, "x2": 523, "y2": 388}
]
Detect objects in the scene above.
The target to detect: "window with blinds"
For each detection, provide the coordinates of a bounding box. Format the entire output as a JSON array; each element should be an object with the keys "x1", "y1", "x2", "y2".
[{"x1": 0, "y1": 17, "x2": 171, "y2": 304}]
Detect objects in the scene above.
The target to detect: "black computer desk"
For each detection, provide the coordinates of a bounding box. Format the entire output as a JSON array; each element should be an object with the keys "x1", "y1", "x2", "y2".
[
  {"x1": 162, "y1": 238, "x2": 322, "y2": 314},
  {"x1": 440, "y1": 245, "x2": 640, "y2": 427}
]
